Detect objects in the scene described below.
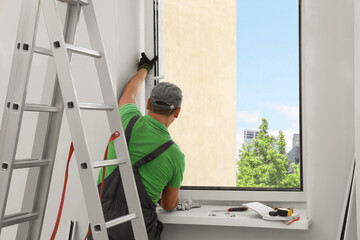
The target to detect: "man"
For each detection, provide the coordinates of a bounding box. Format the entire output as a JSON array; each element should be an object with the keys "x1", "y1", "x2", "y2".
[{"x1": 96, "y1": 53, "x2": 185, "y2": 240}]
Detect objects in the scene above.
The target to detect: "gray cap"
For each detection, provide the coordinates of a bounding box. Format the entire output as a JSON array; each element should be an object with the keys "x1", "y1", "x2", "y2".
[{"x1": 150, "y1": 82, "x2": 183, "y2": 110}]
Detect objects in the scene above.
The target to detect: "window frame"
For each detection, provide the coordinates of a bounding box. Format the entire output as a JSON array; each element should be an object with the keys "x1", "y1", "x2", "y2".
[{"x1": 153, "y1": 0, "x2": 306, "y2": 203}]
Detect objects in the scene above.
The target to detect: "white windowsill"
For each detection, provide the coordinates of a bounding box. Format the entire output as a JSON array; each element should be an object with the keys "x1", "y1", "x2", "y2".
[{"x1": 157, "y1": 204, "x2": 312, "y2": 230}]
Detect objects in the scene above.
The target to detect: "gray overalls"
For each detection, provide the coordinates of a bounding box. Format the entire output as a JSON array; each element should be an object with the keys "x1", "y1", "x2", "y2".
[{"x1": 93, "y1": 115, "x2": 174, "y2": 240}]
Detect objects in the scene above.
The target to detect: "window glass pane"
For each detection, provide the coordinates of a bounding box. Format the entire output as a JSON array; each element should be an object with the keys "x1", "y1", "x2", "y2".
[{"x1": 163, "y1": 0, "x2": 301, "y2": 189}]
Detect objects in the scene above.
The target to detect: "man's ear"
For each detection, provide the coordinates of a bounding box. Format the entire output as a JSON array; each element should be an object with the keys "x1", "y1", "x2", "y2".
[
  {"x1": 146, "y1": 98, "x2": 150, "y2": 110},
  {"x1": 174, "y1": 107, "x2": 181, "y2": 118}
]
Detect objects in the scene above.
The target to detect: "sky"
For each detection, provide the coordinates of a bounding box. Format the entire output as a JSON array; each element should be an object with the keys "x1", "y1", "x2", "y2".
[{"x1": 236, "y1": 0, "x2": 300, "y2": 153}]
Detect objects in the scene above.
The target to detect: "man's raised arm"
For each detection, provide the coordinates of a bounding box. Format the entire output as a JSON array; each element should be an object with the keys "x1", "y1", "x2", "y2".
[{"x1": 119, "y1": 53, "x2": 158, "y2": 108}]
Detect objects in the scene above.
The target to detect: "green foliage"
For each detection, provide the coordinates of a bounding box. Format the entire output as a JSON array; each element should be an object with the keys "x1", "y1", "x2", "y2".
[{"x1": 236, "y1": 118, "x2": 300, "y2": 188}]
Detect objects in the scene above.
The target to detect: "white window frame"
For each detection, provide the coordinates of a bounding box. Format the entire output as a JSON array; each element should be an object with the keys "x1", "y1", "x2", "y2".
[
  {"x1": 142, "y1": 0, "x2": 162, "y2": 103},
  {"x1": 149, "y1": 0, "x2": 307, "y2": 204}
]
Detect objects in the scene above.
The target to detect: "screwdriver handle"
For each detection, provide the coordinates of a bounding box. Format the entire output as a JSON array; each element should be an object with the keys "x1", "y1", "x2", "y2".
[{"x1": 227, "y1": 206, "x2": 248, "y2": 212}]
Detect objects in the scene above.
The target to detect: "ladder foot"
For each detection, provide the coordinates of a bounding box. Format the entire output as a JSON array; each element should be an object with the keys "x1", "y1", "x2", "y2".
[{"x1": 58, "y1": 0, "x2": 89, "y2": 6}]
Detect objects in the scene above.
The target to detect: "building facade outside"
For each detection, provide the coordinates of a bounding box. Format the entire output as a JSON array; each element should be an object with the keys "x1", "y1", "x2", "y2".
[
  {"x1": 163, "y1": 0, "x2": 236, "y2": 187},
  {"x1": 287, "y1": 133, "x2": 300, "y2": 173},
  {"x1": 244, "y1": 129, "x2": 259, "y2": 146}
]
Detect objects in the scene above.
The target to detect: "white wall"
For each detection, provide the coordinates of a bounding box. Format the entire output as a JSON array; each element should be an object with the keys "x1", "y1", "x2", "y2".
[
  {"x1": 0, "y1": 0, "x2": 142, "y2": 239},
  {"x1": 162, "y1": 0, "x2": 356, "y2": 239},
  {"x1": 0, "y1": 0, "x2": 357, "y2": 239}
]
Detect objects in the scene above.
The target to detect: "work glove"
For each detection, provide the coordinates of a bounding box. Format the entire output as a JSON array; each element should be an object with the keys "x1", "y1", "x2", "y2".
[
  {"x1": 137, "y1": 52, "x2": 158, "y2": 74},
  {"x1": 176, "y1": 199, "x2": 201, "y2": 211}
]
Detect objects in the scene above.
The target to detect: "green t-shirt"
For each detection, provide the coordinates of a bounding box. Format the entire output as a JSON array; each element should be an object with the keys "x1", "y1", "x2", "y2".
[{"x1": 97, "y1": 103, "x2": 185, "y2": 204}]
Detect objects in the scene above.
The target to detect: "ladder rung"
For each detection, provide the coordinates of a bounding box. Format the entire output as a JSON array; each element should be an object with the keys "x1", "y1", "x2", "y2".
[
  {"x1": 35, "y1": 45, "x2": 101, "y2": 58},
  {"x1": 105, "y1": 213, "x2": 137, "y2": 229},
  {"x1": 3, "y1": 212, "x2": 39, "y2": 227},
  {"x1": 13, "y1": 159, "x2": 50, "y2": 169},
  {"x1": 24, "y1": 104, "x2": 58, "y2": 113},
  {"x1": 34, "y1": 46, "x2": 53, "y2": 57},
  {"x1": 65, "y1": 44, "x2": 101, "y2": 58},
  {"x1": 79, "y1": 102, "x2": 114, "y2": 111},
  {"x1": 58, "y1": 0, "x2": 89, "y2": 5},
  {"x1": 92, "y1": 159, "x2": 126, "y2": 168}
]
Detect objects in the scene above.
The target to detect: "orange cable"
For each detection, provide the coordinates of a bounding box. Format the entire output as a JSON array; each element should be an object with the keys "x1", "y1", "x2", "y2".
[
  {"x1": 282, "y1": 217, "x2": 300, "y2": 225},
  {"x1": 50, "y1": 142, "x2": 74, "y2": 240}
]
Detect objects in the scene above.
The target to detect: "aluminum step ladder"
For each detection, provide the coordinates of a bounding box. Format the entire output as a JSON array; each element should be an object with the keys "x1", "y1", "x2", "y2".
[{"x1": 0, "y1": 0, "x2": 148, "y2": 239}]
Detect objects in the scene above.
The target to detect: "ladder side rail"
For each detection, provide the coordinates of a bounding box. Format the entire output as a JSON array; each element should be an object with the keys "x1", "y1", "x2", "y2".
[
  {"x1": 15, "y1": 69, "x2": 60, "y2": 240},
  {"x1": 27, "y1": 84, "x2": 64, "y2": 239},
  {"x1": 1, "y1": 0, "x2": 31, "y2": 113},
  {"x1": 82, "y1": 2, "x2": 149, "y2": 239},
  {"x1": 0, "y1": 0, "x2": 41, "y2": 233},
  {"x1": 40, "y1": 0, "x2": 109, "y2": 239},
  {"x1": 16, "y1": 4, "x2": 82, "y2": 239}
]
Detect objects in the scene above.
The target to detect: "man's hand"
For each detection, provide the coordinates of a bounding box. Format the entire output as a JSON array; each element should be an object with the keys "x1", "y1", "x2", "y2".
[
  {"x1": 137, "y1": 52, "x2": 158, "y2": 74},
  {"x1": 118, "y1": 53, "x2": 158, "y2": 108},
  {"x1": 176, "y1": 199, "x2": 201, "y2": 211}
]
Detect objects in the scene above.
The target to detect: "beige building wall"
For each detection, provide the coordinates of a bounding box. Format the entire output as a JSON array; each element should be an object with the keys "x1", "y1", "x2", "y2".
[{"x1": 164, "y1": 0, "x2": 236, "y2": 186}]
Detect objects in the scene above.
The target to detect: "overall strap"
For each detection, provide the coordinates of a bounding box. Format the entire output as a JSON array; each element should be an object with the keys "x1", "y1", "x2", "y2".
[
  {"x1": 125, "y1": 115, "x2": 175, "y2": 168},
  {"x1": 125, "y1": 115, "x2": 140, "y2": 146},
  {"x1": 133, "y1": 139, "x2": 174, "y2": 168}
]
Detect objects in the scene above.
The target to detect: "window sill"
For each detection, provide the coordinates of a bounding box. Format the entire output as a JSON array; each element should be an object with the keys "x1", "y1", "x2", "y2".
[{"x1": 157, "y1": 204, "x2": 312, "y2": 230}]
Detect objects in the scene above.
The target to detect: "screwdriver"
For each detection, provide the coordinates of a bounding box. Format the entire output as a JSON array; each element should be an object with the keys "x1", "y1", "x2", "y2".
[
  {"x1": 227, "y1": 206, "x2": 248, "y2": 212},
  {"x1": 212, "y1": 206, "x2": 248, "y2": 212}
]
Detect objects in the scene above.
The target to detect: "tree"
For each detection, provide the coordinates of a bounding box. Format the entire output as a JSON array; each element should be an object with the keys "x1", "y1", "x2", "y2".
[{"x1": 236, "y1": 118, "x2": 300, "y2": 188}]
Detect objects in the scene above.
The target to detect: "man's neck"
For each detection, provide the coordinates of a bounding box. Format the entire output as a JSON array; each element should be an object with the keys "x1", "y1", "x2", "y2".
[{"x1": 147, "y1": 112, "x2": 172, "y2": 128}]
